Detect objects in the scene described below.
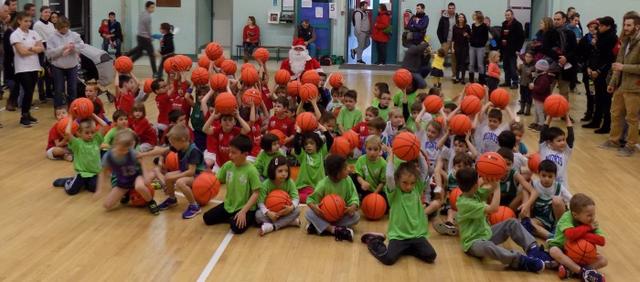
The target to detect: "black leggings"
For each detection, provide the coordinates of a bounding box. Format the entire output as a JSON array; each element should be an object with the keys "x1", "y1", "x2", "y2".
[
  {"x1": 367, "y1": 238, "x2": 437, "y2": 265},
  {"x1": 64, "y1": 174, "x2": 98, "y2": 195},
  {"x1": 202, "y1": 203, "x2": 256, "y2": 234},
  {"x1": 127, "y1": 36, "x2": 157, "y2": 74},
  {"x1": 15, "y1": 71, "x2": 38, "y2": 115}
]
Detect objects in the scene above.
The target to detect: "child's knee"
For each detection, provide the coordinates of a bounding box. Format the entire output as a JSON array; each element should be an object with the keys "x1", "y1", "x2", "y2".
[
  {"x1": 551, "y1": 197, "x2": 565, "y2": 208},
  {"x1": 596, "y1": 255, "x2": 608, "y2": 268},
  {"x1": 549, "y1": 246, "x2": 564, "y2": 259},
  {"x1": 229, "y1": 221, "x2": 249, "y2": 234}
]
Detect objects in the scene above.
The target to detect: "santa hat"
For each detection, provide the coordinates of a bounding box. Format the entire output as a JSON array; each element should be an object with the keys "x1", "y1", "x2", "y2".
[{"x1": 292, "y1": 38, "x2": 306, "y2": 48}]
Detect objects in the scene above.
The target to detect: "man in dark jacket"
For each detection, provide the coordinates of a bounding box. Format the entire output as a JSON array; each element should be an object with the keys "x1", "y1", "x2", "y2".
[
  {"x1": 436, "y1": 2, "x2": 457, "y2": 78},
  {"x1": 401, "y1": 41, "x2": 431, "y2": 89},
  {"x1": 545, "y1": 11, "x2": 578, "y2": 101},
  {"x1": 407, "y1": 3, "x2": 429, "y2": 46},
  {"x1": 500, "y1": 9, "x2": 525, "y2": 89},
  {"x1": 107, "y1": 12, "x2": 123, "y2": 57}
]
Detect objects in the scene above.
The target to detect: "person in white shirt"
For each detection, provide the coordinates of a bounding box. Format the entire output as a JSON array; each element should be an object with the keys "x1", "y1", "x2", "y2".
[
  {"x1": 46, "y1": 16, "x2": 84, "y2": 108},
  {"x1": 32, "y1": 5, "x2": 55, "y2": 103}
]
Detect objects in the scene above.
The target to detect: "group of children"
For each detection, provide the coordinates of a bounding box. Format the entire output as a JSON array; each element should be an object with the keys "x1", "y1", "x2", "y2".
[{"x1": 45, "y1": 54, "x2": 607, "y2": 281}]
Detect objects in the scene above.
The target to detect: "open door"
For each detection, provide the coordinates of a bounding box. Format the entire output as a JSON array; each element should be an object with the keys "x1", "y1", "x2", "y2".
[{"x1": 346, "y1": 0, "x2": 399, "y2": 65}]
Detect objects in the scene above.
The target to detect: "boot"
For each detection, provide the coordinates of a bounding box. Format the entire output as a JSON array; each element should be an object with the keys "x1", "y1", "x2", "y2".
[
  {"x1": 517, "y1": 101, "x2": 526, "y2": 115},
  {"x1": 478, "y1": 73, "x2": 487, "y2": 85},
  {"x1": 524, "y1": 103, "x2": 532, "y2": 116},
  {"x1": 581, "y1": 93, "x2": 594, "y2": 121},
  {"x1": 595, "y1": 112, "x2": 611, "y2": 134},
  {"x1": 469, "y1": 72, "x2": 475, "y2": 83},
  {"x1": 460, "y1": 71, "x2": 466, "y2": 84}
]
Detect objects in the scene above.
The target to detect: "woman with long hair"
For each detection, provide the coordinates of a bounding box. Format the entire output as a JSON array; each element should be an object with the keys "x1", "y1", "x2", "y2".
[
  {"x1": 469, "y1": 11, "x2": 488, "y2": 84},
  {"x1": 452, "y1": 13, "x2": 471, "y2": 83},
  {"x1": 242, "y1": 16, "x2": 260, "y2": 63}
]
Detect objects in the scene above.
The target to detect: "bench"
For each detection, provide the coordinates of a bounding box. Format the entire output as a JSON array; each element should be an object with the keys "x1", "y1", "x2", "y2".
[{"x1": 235, "y1": 45, "x2": 290, "y2": 62}]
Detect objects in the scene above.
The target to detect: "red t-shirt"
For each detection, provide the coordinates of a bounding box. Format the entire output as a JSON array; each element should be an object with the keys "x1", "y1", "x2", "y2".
[
  {"x1": 249, "y1": 117, "x2": 262, "y2": 157},
  {"x1": 170, "y1": 80, "x2": 191, "y2": 120},
  {"x1": 268, "y1": 115, "x2": 295, "y2": 137},
  {"x1": 352, "y1": 121, "x2": 369, "y2": 151},
  {"x1": 155, "y1": 93, "x2": 173, "y2": 125},
  {"x1": 92, "y1": 98, "x2": 106, "y2": 120},
  {"x1": 46, "y1": 125, "x2": 62, "y2": 150},
  {"x1": 209, "y1": 126, "x2": 242, "y2": 167},
  {"x1": 116, "y1": 90, "x2": 135, "y2": 116},
  {"x1": 130, "y1": 117, "x2": 158, "y2": 146},
  {"x1": 260, "y1": 84, "x2": 273, "y2": 110}
]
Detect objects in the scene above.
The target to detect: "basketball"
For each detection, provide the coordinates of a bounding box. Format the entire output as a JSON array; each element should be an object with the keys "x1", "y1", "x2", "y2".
[
  {"x1": 342, "y1": 130, "x2": 360, "y2": 150},
  {"x1": 253, "y1": 48, "x2": 270, "y2": 63},
  {"x1": 165, "y1": 152, "x2": 179, "y2": 172},
  {"x1": 465, "y1": 83, "x2": 485, "y2": 99},
  {"x1": 163, "y1": 57, "x2": 176, "y2": 73},
  {"x1": 393, "y1": 68, "x2": 413, "y2": 89},
  {"x1": 434, "y1": 116, "x2": 445, "y2": 126},
  {"x1": 214, "y1": 56, "x2": 226, "y2": 67},
  {"x1": 295, "y1": 112, "x2": 318, "y2": 132},
  {"x1": 528, "y1": 153, "x2": 541, "y2": 173},
  {"x1": 114, "y1": 56, "x2": 133, "y2": 73},
  {"x1": 301, "y1": 70, "x2": 320, "y2": 86},
  {"x1": 69, "y1": 98, "x2": 94, "y2": 119},
  {"x1": 173, "y1": 55, "x2": 193, "y2": 72},
  {"x1": 331, "y1": 137, "x2": 352, "y2": 157},
  {"x1": 299, "y1": 83, "x2": 319, "y2": 102},
  {"x1": 287, "y1": 80, "x2": 301, "y2": 97},
  {"x1": 190, "y1": 67, "x2": 210, "y2": 85},
  {"x1": 320, "y1": 194, "x2": 346, "y2": 222},
  {"x1": 274, "y1": 69, "x2": 291, "y2": 85},
  {"x1": 241, "y1": 88, "x2": 262, "y2": 106},
  {"x1": 265, "y1": 189, "x2": 292, "y2": 212},
  {"x1": 192, "y1": 172, "x2": 221, "y2": 206},
  {"x1": 461, "y1": 95, "x2": 482, "y2": 115},
  {"x1": 392, "y1": 132, "x2": 420, "y2": 161},
  {"x1": 241, "y1": 67, "x2": 259, "y2": 86},
  {"x1": 220, "y1": 59, "x2": 237, "y2": 75},
  {"x1": 490, "y1": 88, "x2": 510, "y2": 108},
  {"x1": 209, "y1": 73, "x2": 229, "y2": 91},
  {"x1": 269, "y1": 129, "x2": 286, "y2": 145},
  {"x1": 565, "y1": 239, "x2": 598, "y2": 266},
  {"x1": 449, "y1": 187, "x2": 463, "y2": 211},
  {"x1": 205, "y1": 42, "x2": 223, "y2": 60},
  {"x1": 198, "y1": 54, "x2": 210, "y2": 68},
  {"x1": 487, "y1": 206, "x2": 516, "y2": 225},
  {"x1": 56, "y1": 117, "x2": 79, "y2": 135},
  {"x1": 129, "y1": 185, "x2": 155, "y2": 207},
  {"x1": 290, "y1": 166, "x2": 300, "y2": 181},
  {"x1": 329, "y1": 72, "x2": 343, "y2": 88},
  {"x1": 143, "y1": 78, "x2": 153, "y2": 94},
  {"x1": 214, "y1": 92, "x2": 238, "y2": 114},
  {"x1": 544, "y1": 94, "x2": 570, "y2": 117},
  {"x1": 241, "y1": 63, "x2": 255, "y2": 71},
  {"x1": 361, "y1": 193, "x2": 387, "y2": 220},
  {"x1": 449, "y1": 114, "x2": 473, "y2": 135},
  {"x1": 476, "y1": 152, "x2": 508, "y2": 181},
  {"x1": 423, "y1": 95, "x2": 443, "y2": 114}
]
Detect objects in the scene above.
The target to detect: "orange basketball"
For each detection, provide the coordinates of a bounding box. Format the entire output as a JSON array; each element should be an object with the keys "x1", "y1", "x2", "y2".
[
  {"x1": 190, "y1": 67, "x2": 210, "y2": 85},
  {"x1": 487, "y1": 206, "x2": 516, "y2": 225},
  {"x1": 449, "y1": 114, "x2": 472, "y2": 135},
  {"x1": 423, "y1": 95, "x2": 443, "y2": 114},
  {"x1": 295, "y1": 112, "x2": 318, "y2": 132},
  {"x1": 240, "y1": 67, "x2": 258, "y2": 86},
  {"x1": 490, "y1": 88, "x2": 510, "y2": 108},
  {"x1": 301, "y1": 70, "x2": 320, "y2": 85},
  {"x1": 269, "y1": 129, "x2": 286, "y2": 145},
  {"x1": 393, "y1": 68, "x2": 413, "y2": 89},
  {"x1": 253, "y1": 48, "x2": 270, "y2": 63},
  {"x1": 434, "y1": 116, "x2": 445, "y2": 126},
  {"x1": 143, "y1": 78, "x2": 153, "y2": 94},
  {"x1": 129, "y1": 185, "x2": 155, "y2": 207},
  {"x1": 198, "y1": 54, "x2": 210, "y2": 68},
  {"x1": 114, "y1": 56, "x2": 133, "y2": 73},
  {"x1": 465, "y1": 83, "x2": 485, "y2": 99},
  {"x1": 320, "y1": 194, "x2": 346, "y2": 222},
  {"x1": 392, "y1": 132, "x2": 420, "y2": 161},
  {"x1": 220, "y1": 59, "x2": 237, "y2": 75},
  {"x1": 209, "y1": 73, "x2": 229, "y2": 91},
  {"x1": 205, "y1": 42, "x2": 223, "y2": 60},
  {"x1": 173, "y1": 55, "x2": 193, "y2": 72},
  {"x1": 265, "y1": 189, "x2": 292, "y2": 212},
  {"x1": 165, "y1": 152, "x2": 179, "y2": 171},
  {"x1": 56, "y1": 117, "x2": 79, "y2": 135},
  {"x1": 331, "y1": 137, "x2": 352, "y2": 157},
  {"x1": 163, "y1": 57, "x2": 176, "y2": 73},
  {"x1": 241, "y1": 88, "x2": 262, "y2": 106},
  {"x1": 214, "y1": 92, "x2": 238, "y2": 114},
  {"x1": 241, "y1": 63, "x2": 255, "y2": 71},
  {"x1": 342, "y1": 130, "x2": 360, "y2": 150},
  {"x1": 544, "y1": 94, "x2": 569, "y2": 117},
  {"x1": 527, "y1": 153, "x2": 541, "y2": 173},
  {"x1": 287, "y1": 80, "x2": 301, "y2": 97},
  {"x1": 329, "y1": 72, "x2": 344, "y2": 88},
  {"x1": 461, "y1": 95, "x2": 482, "y2": 115},
  {"x1": 476, "y1": 152, "x2": 508, "y2": 181},
  {"x1": 565, "y1": 239, "x2": 598, "y2": 266},
  {"x1": 214, "y1": 56, "x2": 225, "y2": 67},
  {"x1": 449, "y1": 187, "x2": 463, "y2": 211},
  {"x1": 274, "y1": 69, "x2": 291, "y2": 85},
  {"x1": 192, "y1": 172, "x2": 221, "y2": 206},
  {"x1": 361, "y1": 193, "x2": 387, "y2": 220},
  {"x1": 299, "y1": 83, "x2": 319, "y2": 102},
  {"x1": 69, "y1": 97, "x2": 94, "y2": 119}
]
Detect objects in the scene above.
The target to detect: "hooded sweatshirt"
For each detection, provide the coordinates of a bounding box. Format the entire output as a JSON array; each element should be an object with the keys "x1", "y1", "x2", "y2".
[{"x1": 45, "y1": 30, "x2": 84, "y2": 69}]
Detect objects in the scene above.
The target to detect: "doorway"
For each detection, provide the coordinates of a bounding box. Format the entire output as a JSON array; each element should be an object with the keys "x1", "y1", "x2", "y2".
[
  {"x1": 49, "y1": 0, "x2": 91, "y2": 43},
  {"x1": 212, "y1": 0, "x2": 233, "y2": 53},
  {"x1": 346, "y1": 0, "x2": 398, "y2": 65}
]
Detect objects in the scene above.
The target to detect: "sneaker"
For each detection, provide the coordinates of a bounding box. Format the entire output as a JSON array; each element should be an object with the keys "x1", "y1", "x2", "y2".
[
  {"x1": 360, "y1": 232, "x2": 385, "y2": 244},
  {"x1": 147, "y1": 200, "x2": 160, "y2": 215},
  {"x1": 582, "y1": 267, "x2": 605, "y2": 282},
  {"x1": 20, "y1": 117, "x2": 32, "y2": 128},
  {"x1": 27, "y1": 114, "x2": 38, "y2": 124},
  {"x1": 598, "y1": 140, "x2": 621, "y2": 150},
  {"x1": 434, "y1": 221, "x2": 458, "y2": 236},
  {"x1": 157, "y1": 197, "x2": 178, "y2": 210},
  {"x1": 617, "y1": 146, "x2": 635, "y2": 157},
  {"x1": 350, "y1": 49, "x2": 356, "y2": 60},
  {"x1": 120, "y1": 192, "x2": 130, "y2": 204},
  {"x1": 594, "y1": 127, "x2": 610, "y2": 134},
  {"x1": 518, "y1": 255, "x2": 545, "y2": 273},
  {"x1": 357, "y1": 60, "x2": 366, "y2": 64},
  {"x1": 520, "y1": 217, "x2": 535, "y2": 235},
  {"x1": 52, "y1": 177, "x2": 72, "y2": 187},
  {"x1": 558, "y1": 265, "x2": 574, "y2": 279},
  {"x1": 526, "y1": 244, "x2": 553, "y2": 264},
  {"x1": 306, "y1": 223, "x2": 318, "y2": 235},
  {"x1": 182, "y1": 204, "x2": 201, "y2": 219},
  {"x1": 334, "y1": 226, "x2": 354, "y2": 242}
]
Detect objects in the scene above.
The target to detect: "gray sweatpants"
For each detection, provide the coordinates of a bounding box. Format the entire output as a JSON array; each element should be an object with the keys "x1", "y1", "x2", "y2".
[
  {"x1": 255, "y1": 207, "x2": 301, "y2": 230},
  {"x1": 466, "y1": 218, "x2": 536, "y2": 268},
  {"x1": 304, "y1": 208, "x2": 360, "y2": 233},
  {"x1": 469, "y1": 47, "x2": 485, "y2": 74},
  {"x1": 354, "y1": 33, "x2": 371, "y2": 60},
  {"x1": 534, "y1": 100, "x2": 546, "y2": 125}
]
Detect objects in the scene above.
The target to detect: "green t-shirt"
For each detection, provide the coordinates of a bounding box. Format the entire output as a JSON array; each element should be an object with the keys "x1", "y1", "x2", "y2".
[
  {"x1": 69, "y1": 134, "x2": 104, "y2": 177},
  {"x1": 354, "y1": 155, "x2": 386, "y2": 189},
  {"x1": 392, "y1": 90, "x2": 417, "y2": 108},
  {"x1": 217, "y1": 161, "x2": 262, "y2": 213},
  {"x1": 307, "y1": 176, "x2": 360, "y2": 208},
  {"x1": 548, "y1": 211, "x2": 605, "y2": 248},
  {"x1": 456, "y1": 188, "x2": 492, "y2": 252},
  {"x1": 102, "y1": 127, "x2": 120, "y2": 146},
  {"x1": 254, "y1": 150, "x2": 284, "y2": 179},
  {"x1": 386, "y1": 178, "x2": 428, "y2": 240},
  {"x1": 372, "y1": 99, "x2": 391, "y2": 121},
  {"x1": 295, "y1": 144, "x2": 328, "y2": 189},
  {"x1": 406, "y1": 117, "x2": 417, "y2": 133},
  {"x1": 258, "y1": 178, "x2": 299, "y2": 204},
  {"x1": 337, "y1": 107, "x2": 363, "y2": 133}
]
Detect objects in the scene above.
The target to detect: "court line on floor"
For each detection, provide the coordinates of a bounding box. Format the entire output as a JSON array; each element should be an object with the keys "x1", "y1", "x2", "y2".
[{"x1": 196, "y1": 230, "x2": 234, "y2": 282}]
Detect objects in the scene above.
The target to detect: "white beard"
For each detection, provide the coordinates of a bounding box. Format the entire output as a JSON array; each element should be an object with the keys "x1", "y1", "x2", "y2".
[{"x1": 289, "y1": 48, "x2": 310, "y2": 76}]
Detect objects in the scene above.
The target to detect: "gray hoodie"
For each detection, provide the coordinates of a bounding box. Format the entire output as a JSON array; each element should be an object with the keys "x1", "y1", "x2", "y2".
[
  {"x1": 354, "y1": 8, "x2": 370, "y2": 34},
  {"x1": 45, "y1": 30, "x2": 84, "y2": 69}
]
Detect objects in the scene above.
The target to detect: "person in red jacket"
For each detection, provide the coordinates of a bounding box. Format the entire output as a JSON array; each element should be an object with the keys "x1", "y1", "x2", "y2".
[
  {"x1": 372, "y1": 4, "x2": 391, "y2": 65},
  {"x1": 243, "y1": 16, "x2": 260, "y2": 63},
  {"x1": 130, "y1": 102, "x2": 158, "y2": 152}
]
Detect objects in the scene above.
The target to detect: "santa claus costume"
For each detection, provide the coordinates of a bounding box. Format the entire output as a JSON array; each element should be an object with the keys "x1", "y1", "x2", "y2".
[{"x1": 280, "y1": 38, "x2": 323, "y2": 80}]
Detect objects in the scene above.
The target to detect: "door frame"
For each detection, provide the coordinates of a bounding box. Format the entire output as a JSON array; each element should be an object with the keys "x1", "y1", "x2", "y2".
[{"x1": 344, "y1": 0, "x2": 399, "y2": 64}]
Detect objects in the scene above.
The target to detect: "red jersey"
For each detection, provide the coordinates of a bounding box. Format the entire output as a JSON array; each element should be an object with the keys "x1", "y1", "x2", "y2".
[
  {"x1": 249, "y1": 117, "x2": 262, "y2": 156},
  {"x1": 352, "y1": 120, "x2": 369, "y2": 151},
  {"x1": 170, "y1": 80, "x2": 192, "y2": 120},
  {"x1": 155, "y1": 93, "x2": 173, "y2": 125},
  {"x1": 130, "y1": 117, "x2": 158, "y2": 146},
  {"x1": 115, "y1": 90, "x2": 135, "y2": 115},
  {"x1": 260, "y1": 84, "x2": 273, "y2": 110},
  {"x1": 92, "y1": 98, "x2": 106, "y2": 121},
  {"x1": 46, "y1": 125, "x2": 63, "y2": 150},
  {"x1": 268, "y1": 115, "x2": 295, "y2": 137},
  {"x1": 208, "y1": 126, "x2": 242, "y2": 167}
]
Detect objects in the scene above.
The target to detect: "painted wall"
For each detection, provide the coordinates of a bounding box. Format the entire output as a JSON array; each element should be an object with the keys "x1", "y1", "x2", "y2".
[
  {"x1": 90, "y1": 0, "x2": 121, "y2": 50},
  {"x1": 554, "y1": 0, "x2": 632, "y2": 24},
  {"x1": 231, "y1": 0, "x2": 296, "y2": 57}
]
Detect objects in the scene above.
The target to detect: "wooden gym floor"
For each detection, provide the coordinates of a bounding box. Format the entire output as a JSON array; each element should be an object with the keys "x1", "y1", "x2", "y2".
[{"x1": 0, "y1": 62, "x2": 639, "y2": 281}]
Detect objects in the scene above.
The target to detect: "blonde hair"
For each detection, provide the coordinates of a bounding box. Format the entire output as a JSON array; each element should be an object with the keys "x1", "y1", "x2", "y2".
[
  {"x1": 510, "y1": 121, "x2": 525, "y2": 132},
  {"x1": 114, "y1": 129, "x2": 136, "y2": 148},
  {"x1": 389, "y1": 108, "x2": 403, "y2": 118},
  {"x1": 489, "y1": 51, "x2": 501, "y2": 62},
  {"x1": 364, "y1": 135, "x2": 382, "y2": 148},
  {"x1": 168, "y1": 124, "x2": 190, "y2": 141}
]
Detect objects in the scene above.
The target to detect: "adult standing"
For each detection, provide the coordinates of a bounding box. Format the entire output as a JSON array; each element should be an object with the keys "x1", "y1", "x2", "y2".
[
  {"x1": 469, "y1": 11, "x2": 488, "y2": 84},
  {"x1": 601, "y1": 12, "x2": 640, "y2": 157},
  {"x1": 105, "y1": 12, "x2": 123, "y2": 57},
  {"x1": 3, "y1": 5, "x2": 17, "y2": 111},
  {"x1": 126, "y1": 1, "x2": 156, "y2": 76},
  {"x1": 583, "y1": 17, "x2": 617, "y2": 134},
  {"x1": 296, "y1": 20, "x2": 317, "y2": 58},
  {"x1": 545, "y1": 12, "x2": 578, "y2": 101},
  {"x1": 50, "y1": 11, "x2": 59, "y2": 25},
  {"x1": 242, "y1": 16, "x2": 260, "y2": 63},
  {"x1": 371, "y1": 4, "x2": 391, "y2": 65},
  {"x1": 406, "y1": 3, "x2": 429, "y2": 46},
  {"x1": 452, "y1": 13, "x2": 470, "y2": 84},
  {"x1": 500, "y1": 9, "x2": 525, "y2": 89},
  {"x1": 400, "y1": 41, "x2": 431, "y2": 90},
  {"x1": 10, "y1": 12, "x2": 44, "y2": 127},
  {"x1": 4, "y1": 0, "x2": 15, "y2": 21},
  {"x1": 33, "y1": 6, "x2": 55, "y2": 104},
  {"x1": 577, "y1": 20, "x2": 599, "y2": 122},
  {"x1": 0, "y1": 4, "x2": 7, "y2": 128},
  {"x1": 351, "y1": 1, "x2": 371, "y2": 64},
  {"x1": 46, "y1": 16, "x2": 84, "y2": 108},
  {"x1": 437, "y1": 2, "x2": 457, "y2": 79}
]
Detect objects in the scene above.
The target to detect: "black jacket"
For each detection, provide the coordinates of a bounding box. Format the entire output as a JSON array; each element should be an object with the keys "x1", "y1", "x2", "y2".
[
  {"x1": 542, "y1": 26, "x2": 578, "y2": 79},
  {"x1": 593, "y1": 28, "x2": 618, "y2": 74},
  {"x1": 437, "y1": 12, "x2": 457, "y2": 44},
  {"x1": 500, "y1": 19, "x2": 525, "y2": 52},
  {"x1": 577, "y1": 33, "x2": 596, "y2": 69},
  {"x1": 160, "y1": 33, "x2": 175, "y2": 56},
  {"x1": 401, "y1": 43, "x2": 431, "y2": 73},
  {"x1": 3, "y1": 28, "x2": 14, "y2": 80}
]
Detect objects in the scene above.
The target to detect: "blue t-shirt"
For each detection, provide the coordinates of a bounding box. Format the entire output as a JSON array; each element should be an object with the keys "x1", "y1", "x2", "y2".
[{"x1": 102, "y1": 149, "x2": 141, "y2": 188}]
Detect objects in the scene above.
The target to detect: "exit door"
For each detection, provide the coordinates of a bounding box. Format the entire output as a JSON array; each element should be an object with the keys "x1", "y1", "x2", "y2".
[{"x1": 346, "y1": 0, "x2": 398, "y2": 64}]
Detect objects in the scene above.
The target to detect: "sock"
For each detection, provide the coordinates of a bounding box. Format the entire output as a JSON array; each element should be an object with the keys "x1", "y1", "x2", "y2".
[{"x1": 261, "y1": 223, "x2": 274, "y2": 234}]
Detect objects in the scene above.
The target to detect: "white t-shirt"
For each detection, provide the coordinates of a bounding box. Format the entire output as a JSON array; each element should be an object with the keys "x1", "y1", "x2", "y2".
[
  {"x1": 532, "y1": 179, "x2": 572, "y2": 204},
  {"x1": 10, "y1": 28, "x2": 43, "y2": 73},
  {"x1": 33, "y1": 20, "x2": 55, "y2": 42},
  {"x1": 475, "y1": 120, "x2": 509, "y2": 154},
  {"x1": 539, "y1": 142, "x2": 572, "y2": 190}
]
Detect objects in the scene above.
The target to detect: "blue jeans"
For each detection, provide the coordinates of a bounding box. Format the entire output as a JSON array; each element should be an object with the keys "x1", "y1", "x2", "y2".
[
  {"x1": 102, "y1": 38, "x2": 122, "y2": 57},
  {"x1": 308, "y1": 42, "x2": 317, "y2": 58},
  {"x1": 52, "y1": 66, "x2": 79, "y2": 107}
]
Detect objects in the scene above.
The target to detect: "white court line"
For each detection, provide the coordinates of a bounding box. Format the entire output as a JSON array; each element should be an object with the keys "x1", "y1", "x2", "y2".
[{"x1": 196, "y1": 230, "x2": 234, "y2": 282}]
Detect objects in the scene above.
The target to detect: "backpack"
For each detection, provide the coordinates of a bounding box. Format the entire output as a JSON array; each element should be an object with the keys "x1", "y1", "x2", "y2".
[{"x1": 352, "y1": 10, "x2": 364, "y2": 27}]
